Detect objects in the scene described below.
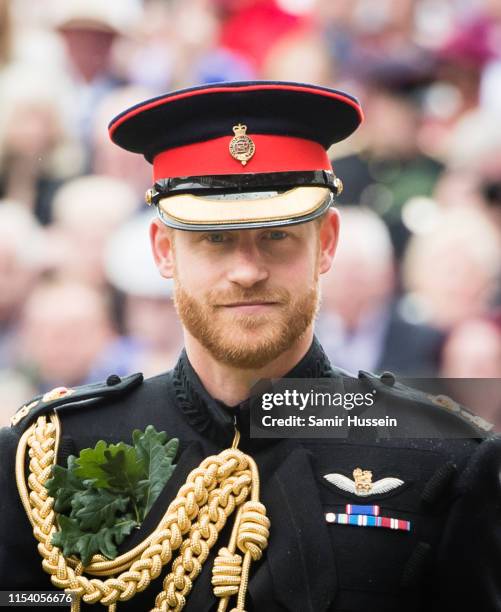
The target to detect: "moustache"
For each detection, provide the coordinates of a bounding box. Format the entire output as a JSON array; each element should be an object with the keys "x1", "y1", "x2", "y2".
[{"x1": 206, "y1": 287, "x2": 291, "y2": 307}]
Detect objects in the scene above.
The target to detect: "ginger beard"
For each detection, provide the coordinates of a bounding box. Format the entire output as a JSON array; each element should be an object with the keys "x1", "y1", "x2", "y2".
[{"x1": 173, "y1": 251, "x2": 321, "y2": 369}]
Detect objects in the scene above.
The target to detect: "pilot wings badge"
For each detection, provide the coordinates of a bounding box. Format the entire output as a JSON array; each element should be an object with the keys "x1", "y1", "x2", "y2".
[{"x1": 324, "y1": 468, "x2": 404, "y2": 497}]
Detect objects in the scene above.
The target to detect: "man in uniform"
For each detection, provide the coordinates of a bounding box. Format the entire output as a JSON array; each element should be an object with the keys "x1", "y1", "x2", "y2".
[{"x1": 1, "y1": 82, "x2": 500, "y2": 612}]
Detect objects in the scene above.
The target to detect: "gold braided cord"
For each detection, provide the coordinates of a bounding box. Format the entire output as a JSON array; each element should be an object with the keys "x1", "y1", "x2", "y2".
[
  {"x1": 16, "y1": 414, "x2": 270, "y2": 612},
  {"x1": 211, "y1": 500, "x2": 270, "y2": 612},
  {"x1": 158, "y1": 456, "x2": 270, "y2": 612},
  {"x1": 214, "y1": 507, "x2": 245, "y2": 612}
]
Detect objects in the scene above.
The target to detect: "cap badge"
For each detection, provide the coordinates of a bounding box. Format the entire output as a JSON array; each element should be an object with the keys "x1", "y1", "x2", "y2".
[
  {"x1": 324, "y1": 468, "x2": 404, "y2": 497},
  {"x1": 229, "y1": 123, "x2": 255, "y2": 166}
]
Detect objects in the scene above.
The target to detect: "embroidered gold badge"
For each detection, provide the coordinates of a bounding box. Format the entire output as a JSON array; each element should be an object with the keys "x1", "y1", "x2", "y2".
[
  {"x1": 353, "y1": 468, "x2": 373, "y2": 495},
  {"x1": 229, "y1": 123, "x2": 255, "y2": 166},
  {"x1": 10, "y1": 400, "x2": 39, "y2": 427},
  {"x1": 42, "y1": 386, "x2": 75, "y2": 403}
]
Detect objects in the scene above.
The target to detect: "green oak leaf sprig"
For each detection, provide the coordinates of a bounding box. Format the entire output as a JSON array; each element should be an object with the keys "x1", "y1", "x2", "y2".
[{"x1": 45, "y1": 425, "x2": 179, "y2": 566}]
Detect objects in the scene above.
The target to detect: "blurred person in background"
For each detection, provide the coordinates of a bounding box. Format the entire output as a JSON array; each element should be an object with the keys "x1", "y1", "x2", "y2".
[
  {"x1": 440, "y1": 316, "x2": 501, "y2": 380},
  {"x1": 0, "y1": 203, "x2": 46, "y2": 370},
  {"x1": 333, "y1": 63, "x2": 442, "y2": 257},
  {"x1": 441, "y1": 108, "x2": 501, "y2": 247},
  {"x1": 15, "y1": 280, "x2": 117, "y2": 393},
  {"x1": 314, "y1": 0, "x2": 357, "y2": 70},
  {"x1": 348, "y1": 0, "x2": 416, "y2": 56},
  {"x1": 417, "y1": 0, "x2": 501, "y2": 162},
  {"x1": 102, "y1": 211, "x2": 183, "y2": 379},
  {"x1": 49, "y1": 0, "x2": 142, "y2": 158},
  {"x1": 439, "y1": 315, "x2": 501, "y2": 431},
  {"x1": 47, "y1": 175, "x2": 139, "y2": 287},
  {"x1": 431, "y1": 105, "x2": 501, "y2": 283},
  {"x1": 0, "y1": 66, "x2": 82, "y2": 225},
  {"x1": 436, "y1": 0, "x2": 501, "y2": 119},
  {"x1": 113, "y1": 0, "x2": 178, "y2": 91},
  {"x1": 263, "y1": 26, "x2": 335, "y2": 86},
  {"x1": 317, "y1": 206, "x2": 443, "y2": 375},
  {"x1": 443, "y1": 105, "x2": 501, "y2": 178},
  {"x1": 432, "y1": 168, "x2": 487, "y2": 212},
  {"x1": 435, "y1": 25, "x2": 487, "y2": 122},
  {"x1": 173, "y1": 0, "x2": 255, "y2": 86},
  {"x1": 402, "y1": 208, "x2": 501, "y2": 330},
  {"x1": 90, "y1": 85, "x2": 158, "y2": 201},
  {"x1": 317, "y1": 0, "x2": 428, "y2": 89},
  {"x1": 218, "y1": 0, "x2": 307, "y2": 73},
  {"x1": 115, "y1": 0, "x2": 255, "y2": 92}
]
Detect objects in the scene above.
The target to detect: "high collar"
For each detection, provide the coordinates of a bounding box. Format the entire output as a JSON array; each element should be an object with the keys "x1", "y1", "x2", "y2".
[{"x1": 172, "y1": 336, "x2": 336, "y2": 448}]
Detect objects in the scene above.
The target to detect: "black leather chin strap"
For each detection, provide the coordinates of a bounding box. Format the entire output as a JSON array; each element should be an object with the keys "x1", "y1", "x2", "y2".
[{"x1": 149, "y1": 170, "x2": 341, "y2": 204}]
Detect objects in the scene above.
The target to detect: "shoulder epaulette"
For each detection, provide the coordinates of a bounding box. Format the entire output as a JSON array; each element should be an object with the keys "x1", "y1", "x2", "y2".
[
  {"x1": 357, "y1": 370, "x2": 494, "y2": 437},
  {"x1": 10, "y1": 373, "x2": 144, "y2": 433}
]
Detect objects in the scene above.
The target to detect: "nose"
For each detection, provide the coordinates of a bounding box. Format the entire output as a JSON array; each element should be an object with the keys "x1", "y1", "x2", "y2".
[{"x1": 226, "y1": 244, "x2": 269, "y2": 288}]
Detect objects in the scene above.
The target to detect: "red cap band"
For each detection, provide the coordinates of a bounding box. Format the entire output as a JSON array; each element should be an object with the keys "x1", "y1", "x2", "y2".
[{"x1": 153, "y1": 134, "x2": 331, "y2": 180}]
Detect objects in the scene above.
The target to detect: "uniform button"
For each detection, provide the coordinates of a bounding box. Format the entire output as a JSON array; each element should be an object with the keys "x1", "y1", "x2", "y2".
[
  {"x1": 106, "y1": 374, "x2": 122, "y2": 386},
  {"x1": 380, "y1": 371, "x2": 396, "y2": 386},
  {"x1": 325, "y1": 512, "x2": 336, "y2": 523}
]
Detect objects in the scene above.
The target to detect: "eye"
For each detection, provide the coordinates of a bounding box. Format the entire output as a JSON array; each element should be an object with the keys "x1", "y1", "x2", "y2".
[
  {"x1": 265, "y1": 230, "x2": 288, "y2": 240},
  {"x1": 205, "y1": 233, "x2": 229, "y2": 243}
]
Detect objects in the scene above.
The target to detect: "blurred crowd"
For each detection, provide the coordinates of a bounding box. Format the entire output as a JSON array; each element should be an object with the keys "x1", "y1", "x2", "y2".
[{"x1": 1, "y1": 0, "x2": 501, "y2": 427}]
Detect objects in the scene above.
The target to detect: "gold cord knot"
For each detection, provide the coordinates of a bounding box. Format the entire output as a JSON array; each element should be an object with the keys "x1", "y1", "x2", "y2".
[
  {"x1": 236, "y1": 502, "x2": 270, "y2": 561},
  {"x1": 212, "y1": 547, "x2": 242, "y2": 598}
]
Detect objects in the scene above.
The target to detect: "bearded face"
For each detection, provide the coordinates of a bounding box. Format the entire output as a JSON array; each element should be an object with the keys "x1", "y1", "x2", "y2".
[
  {"x1": 174, "y1": 278, "x2": 320, "y2": 369},
  {"x1": 169, "y1": 225, "x2": 323, "y2": 369}
]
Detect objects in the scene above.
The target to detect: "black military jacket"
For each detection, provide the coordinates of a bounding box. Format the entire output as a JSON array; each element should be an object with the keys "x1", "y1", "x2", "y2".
[{"x1": 1, "y1": 339, "x2": 500, "y2": 612}]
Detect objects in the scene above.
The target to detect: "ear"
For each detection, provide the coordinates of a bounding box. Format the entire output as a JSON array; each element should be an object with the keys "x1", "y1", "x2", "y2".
[
  {"x1": 150, "y1": 218, "x2": 175, "y2": 279},
  {"x1": 318, "y1": 208, "x2": 339, "y2": 275}
]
